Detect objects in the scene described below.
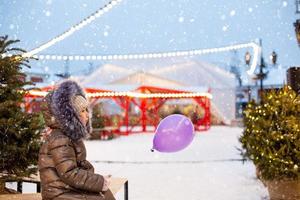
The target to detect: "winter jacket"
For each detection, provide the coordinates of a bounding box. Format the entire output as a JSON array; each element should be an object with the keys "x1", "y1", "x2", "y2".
[{"x1": 38, "y1": 81, "x2": 115, "y2": 200}]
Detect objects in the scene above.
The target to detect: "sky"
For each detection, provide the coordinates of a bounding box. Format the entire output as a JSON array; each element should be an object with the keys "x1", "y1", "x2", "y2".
[{"x1": 0, "y1": 0, "x2": 300, "y2": 80}]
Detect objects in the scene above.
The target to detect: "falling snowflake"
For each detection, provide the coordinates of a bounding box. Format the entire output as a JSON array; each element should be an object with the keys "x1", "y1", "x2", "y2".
[
  {"x1": 46, "y1": 0, "x2": 52, "y2": 5},
  {"x1": 230, "y1": 10, "x2": 236, "y2": 17},
  {"x1": 282, "y1": 1, "x2": 288, "y2": 7},
  {"x1": 178, "y1": 16, "x2": 184, "y2": 23},
  {"x1": 248, "y1": 7, "x2": 253, "y2": 13},
  {"x1": 222, "y1": 25, "x2": 229, "y2": 32},
  {"x1": 45, "y1": 10, "x2": 51, "y2": 17},
  {"x1": 9, "y1": 24, "x2": 14, "y2": 29},
  {"x1": 220, "y1": 15, "x2": 226, "y2": 20},
  {"x1": 169, "y1": 38, "x2": 175, "y2": 43},
  {"x1": 103, "y1": 31, "x2": 109, "y2": 37},
  {"x1": 44, "y1": 66, "x2": 49, "y2": 72},
  {"x1": 84, "y1": 42, "x2": 90, "y2": 47}
]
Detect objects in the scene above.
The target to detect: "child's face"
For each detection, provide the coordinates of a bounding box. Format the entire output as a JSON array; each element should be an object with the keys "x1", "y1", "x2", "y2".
[{"x1": 79, "y1": 107, "x2": 89, "y2": 125}]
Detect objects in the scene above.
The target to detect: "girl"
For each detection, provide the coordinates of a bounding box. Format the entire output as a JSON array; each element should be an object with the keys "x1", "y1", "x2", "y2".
[{"x1": 39, "y1": 80, "x2": 115, "y2": 200}]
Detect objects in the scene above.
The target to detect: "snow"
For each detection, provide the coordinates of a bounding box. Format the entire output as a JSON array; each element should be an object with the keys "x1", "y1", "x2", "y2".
[
  {"x1": 222, "y1": 25, "x2": 229, "y2": 32},
  {"x1": 178, "y1": 17, "x2": 184, "y2": 23},
  {"x1": 282, "y1": 1, "x2": 288, "y2": 7},
  {"x1": 229, "y1": 10, "x2": 236, "y2": 16},
  {"x1": 104, "y1": 31, "x2": 109, "y2": 37},
  {"x1": 8, "y1": 126, "x2": 269, "y2": 199},
  {"x1": 89, "y1": 126, "x2": 269, "y2": 200},
  {"x1": 44, "y1": 10, "x2": 51, "y2": 17}
]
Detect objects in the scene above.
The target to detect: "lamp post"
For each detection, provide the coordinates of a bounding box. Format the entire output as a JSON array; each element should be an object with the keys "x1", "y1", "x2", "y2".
[
  {"x1": 245, "y1": 51, "x2": 251, "y2": 65},
  {"x1": 244, "y1": 39, "x2": 277, "y2": 102},
  {"x1": 295, "y1": 0, "x2": 300, "y2": 46},
  {"x1": 270, "y1": 51, "x2": 277, "y2": 65},
  {"x1": 252, "y1": 39, "x2": 267, "y2": 101}
]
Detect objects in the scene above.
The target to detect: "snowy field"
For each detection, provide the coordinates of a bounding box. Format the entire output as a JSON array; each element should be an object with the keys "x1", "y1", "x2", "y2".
[{"x1": 9, "y1": 126, "x2": 269, "y2": 200}]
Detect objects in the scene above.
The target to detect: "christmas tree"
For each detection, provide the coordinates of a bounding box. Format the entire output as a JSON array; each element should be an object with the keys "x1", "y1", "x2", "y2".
[
  {"x1": 92, "y1": 103, "x2": 105, "y2": 129},
  {"x1": 240, "y1": 86, "x2": 300, "y2": 181},
  {"x1": 0, "y1": 36, "x2": 43, "y2": 193}
]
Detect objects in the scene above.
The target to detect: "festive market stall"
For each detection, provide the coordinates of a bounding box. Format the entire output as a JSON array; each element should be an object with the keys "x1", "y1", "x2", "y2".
[{"x1": 25, "y1": 84, "x2": 211, "y2": 135}]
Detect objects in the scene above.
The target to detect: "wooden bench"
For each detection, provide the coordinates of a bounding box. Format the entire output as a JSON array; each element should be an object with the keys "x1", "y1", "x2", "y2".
[
  {"x1": 0, "y1": 177, "x2": 128, "y2": 200},
  {"x1": 4, "y1": 174, "x2": 41, "y2": 193}
]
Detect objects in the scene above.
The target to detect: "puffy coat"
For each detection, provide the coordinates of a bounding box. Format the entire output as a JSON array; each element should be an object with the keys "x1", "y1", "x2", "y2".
[{"x1": 38, "y1": 81, "x2": 115, "y2": 200}]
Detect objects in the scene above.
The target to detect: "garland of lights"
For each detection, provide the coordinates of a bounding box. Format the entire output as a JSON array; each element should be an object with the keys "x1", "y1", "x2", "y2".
[
  {"x1": 37, "y1": 42, "x2": 259, "y2": 75},
  {"x1": 21, "y1": 0, "x2": 123, "y2": 58},
  {"x1": 28, "y1": 90, "x2": 213, "y2": 99},
  {"x1": 0, "y1": 0, "x2": 260, "y2": 75},
  {"x1": 3, "y1": 42, "x2": 260, "y2": 75}
]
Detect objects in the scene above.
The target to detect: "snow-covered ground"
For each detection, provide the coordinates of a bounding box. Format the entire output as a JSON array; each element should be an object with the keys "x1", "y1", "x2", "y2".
[{"x1": 9, "y1": 126, "x2": 269, "y2": 199}]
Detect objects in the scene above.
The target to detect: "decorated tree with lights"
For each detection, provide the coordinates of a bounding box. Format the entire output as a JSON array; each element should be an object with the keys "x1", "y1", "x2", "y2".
[
  {"x1": 0, "y1": 36, "x2": 43, "y2": 193},
  {"x1": 240, "y1": 86, "x2": 300, "y2": 181},
  {"x1": 92, "y1": 103, "x2": 105, "y2": 129}
]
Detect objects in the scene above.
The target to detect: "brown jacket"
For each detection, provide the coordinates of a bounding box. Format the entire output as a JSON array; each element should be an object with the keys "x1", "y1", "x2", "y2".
[{"x1": 38, "y1": 129, "x2": 114, "y2": 200}]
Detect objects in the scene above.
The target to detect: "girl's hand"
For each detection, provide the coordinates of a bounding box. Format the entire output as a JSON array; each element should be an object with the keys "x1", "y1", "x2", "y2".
[{"x1": 102, "y1": 175, "x2": 112, "y2": 191}]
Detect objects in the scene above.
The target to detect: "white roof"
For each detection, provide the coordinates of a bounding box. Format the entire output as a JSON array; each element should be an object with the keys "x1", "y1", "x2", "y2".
[
  {"x1": 149, "y1": 59, "x2": 235, "y2": 89},
  {"x1": 82, "y1": 57, "x2": 235, "y2": 88},
  {"x1": 110, "y1": 71, "x2": 187, "y2": 88},
  {"x1": 78, "y1": 57, "x2": 236, "y2": 124},
  {"x1": 81, "y1": 64, "x2": 134, "y2": 88}
]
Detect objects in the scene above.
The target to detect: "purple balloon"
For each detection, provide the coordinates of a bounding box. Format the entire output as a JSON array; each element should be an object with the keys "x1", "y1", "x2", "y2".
[{"x1": 152, "y1": 114, "x2": 195, "y2": 153}]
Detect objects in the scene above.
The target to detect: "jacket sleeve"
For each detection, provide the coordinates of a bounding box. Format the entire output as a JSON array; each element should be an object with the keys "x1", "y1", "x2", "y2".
[
  {"x1": 80, "y1": 160, "x2": 95, "y2": 173},
  {"x1": 48, "y1": 135, "x2": 104, "y2": 192}
]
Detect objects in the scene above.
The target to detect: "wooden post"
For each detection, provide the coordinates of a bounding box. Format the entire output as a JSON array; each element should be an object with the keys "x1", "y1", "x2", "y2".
[
  {"x1": 124, "y1": 181, "x2": 128, "y2": 200},
  {"x1": 0, "y1": 180, "x2": 5, "y2": 194},
  {"x1": 17, "y1": 181, "x2": 22, "y2": 193},
  {"x1": 36, "y1": 182, "x2": 40, "y2": 193}
]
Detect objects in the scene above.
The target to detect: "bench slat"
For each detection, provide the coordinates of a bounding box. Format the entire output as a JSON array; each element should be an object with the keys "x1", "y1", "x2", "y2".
[
  {"x1": 0, "y1": 193, "x2": 41, "y2": 200},
  {"x1": 0, "y1": 177, "x2": 128, "y2": 200},
  {"x1": 109, "y1": 177, "x2": 127, "y2": 195}
]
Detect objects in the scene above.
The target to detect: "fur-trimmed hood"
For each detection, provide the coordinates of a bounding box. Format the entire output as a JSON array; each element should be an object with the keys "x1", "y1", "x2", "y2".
[{"x1": 50, "y1": 80, "x2": 91, "y2": 141}]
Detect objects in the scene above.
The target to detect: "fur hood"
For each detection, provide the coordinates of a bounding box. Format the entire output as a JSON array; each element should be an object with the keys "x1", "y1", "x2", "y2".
[{"x1": 50, "y1": 80, "x2": 91, "y2": 141}]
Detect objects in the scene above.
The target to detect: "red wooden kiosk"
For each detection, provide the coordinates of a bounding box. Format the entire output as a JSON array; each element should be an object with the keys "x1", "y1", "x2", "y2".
[{"x1": 25, "y1": 85, "x2": 212, "y2": 135}]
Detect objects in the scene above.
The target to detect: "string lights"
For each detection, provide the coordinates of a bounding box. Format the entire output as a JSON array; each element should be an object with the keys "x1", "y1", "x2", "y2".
[
  {"x1": 21, "y1": 0, "x2": 123, "y2": 58},
  {"x1": 4, "y1": 42, "x2": 260, "y2": 75},
  {"x1": 27, "y1": 90, "x2": 213, "y2": 99},
  {"x1": 0, "y1": 0, "x2": 260, "y2": 75}
]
